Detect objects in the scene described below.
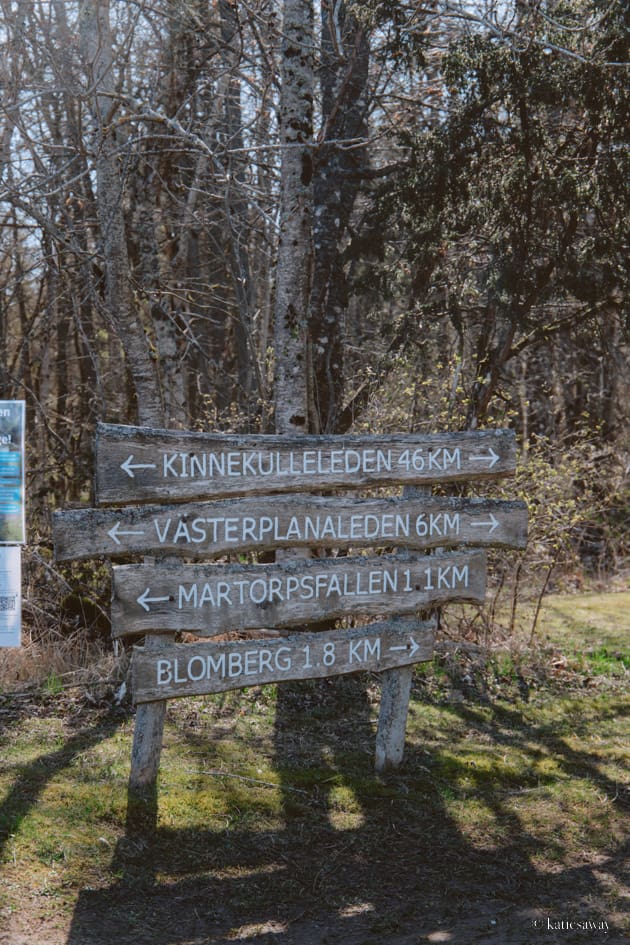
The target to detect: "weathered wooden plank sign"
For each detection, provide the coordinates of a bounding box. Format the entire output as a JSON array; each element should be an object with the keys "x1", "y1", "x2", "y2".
[
  {"x1": 54, "y1": 495, "x2": 527, "y2": 560},
  {"x1": 54, "y1": 421, "x2": 527, "y2": 788},
  {"x1": 132, "y1": 619, "x2": 436, "y2": 703},
  {"x1": 111, "y1": 549, "x2": 486, "y2": 639},
  {"x1": 95, "y1": 423, "x2": 517, "y2": 505}
]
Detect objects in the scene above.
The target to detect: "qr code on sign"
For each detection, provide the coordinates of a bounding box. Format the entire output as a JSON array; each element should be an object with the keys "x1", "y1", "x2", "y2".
[{"x1": 0, "y1": 595, "x2": 17, "y2": 611}]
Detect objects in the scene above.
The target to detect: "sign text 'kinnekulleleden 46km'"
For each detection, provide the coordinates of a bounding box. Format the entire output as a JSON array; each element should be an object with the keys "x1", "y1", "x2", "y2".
[{"x1": 95, "y1": 424, "x2": 517, "y2": 504}]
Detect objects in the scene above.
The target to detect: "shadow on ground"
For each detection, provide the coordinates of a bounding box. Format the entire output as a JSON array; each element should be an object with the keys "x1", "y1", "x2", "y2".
[{"x1": 60, "y1": 678, "x2": 628, "y2": 945}]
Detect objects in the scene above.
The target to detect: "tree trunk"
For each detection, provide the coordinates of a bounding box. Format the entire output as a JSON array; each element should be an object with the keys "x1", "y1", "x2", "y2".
[
  {"x1": 79, "y1": 0, "x2": 163, "y2": 427},
  {"x1": 310, "y1": 1, "x2": 369, "y2": 433},
  {"x1": 273, "y1": 0, "x2": 315, "y2": 435}
]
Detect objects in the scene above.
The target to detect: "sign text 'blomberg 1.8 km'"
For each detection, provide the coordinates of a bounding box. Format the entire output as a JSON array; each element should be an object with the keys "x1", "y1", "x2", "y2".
[
  {"x1": 95, "y1": 424, "x2": 517, "y2": 504},
  {"x1": 111, "y1": 549, "x2": 486, "y2": 638},
  {"x1": 132, "y1": 620, "x2": 436, "y2": 703},
  {"x1": 53, "y1": 495, "x2": 527, "y2": 560}
]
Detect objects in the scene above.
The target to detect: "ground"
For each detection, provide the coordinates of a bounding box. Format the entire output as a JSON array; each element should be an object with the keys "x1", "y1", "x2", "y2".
[{"x1": 0, "y1": 591, "x2": 628, "y2": 945}]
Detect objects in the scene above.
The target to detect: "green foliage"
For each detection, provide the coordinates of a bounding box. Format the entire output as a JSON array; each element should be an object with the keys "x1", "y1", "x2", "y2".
[{"x1": 378, "y1": 1, "x2": 629, "y2": 430}]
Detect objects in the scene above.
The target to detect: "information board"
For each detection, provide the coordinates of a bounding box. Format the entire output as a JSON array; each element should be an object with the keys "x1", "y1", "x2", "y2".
[
  {"x1": 0, "y1": 545, "x2": 21, "y2": 647},
  {"x1": 0, "y1": 401, "x2": 25, "y2": 544}
]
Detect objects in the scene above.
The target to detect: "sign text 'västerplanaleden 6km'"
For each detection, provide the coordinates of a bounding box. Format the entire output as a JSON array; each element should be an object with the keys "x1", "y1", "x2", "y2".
[
  {"x1": 53, "y1": 495, "x2": 527, "y2": 560},
  {"x1": 96, "y1": 424, "x2": 517, "y2": 504},
  {"x1": 111, "y1": 549, "x2": 486, "y2": 638}
]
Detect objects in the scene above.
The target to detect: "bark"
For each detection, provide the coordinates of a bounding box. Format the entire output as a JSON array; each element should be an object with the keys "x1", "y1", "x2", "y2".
[
  {"x1": 310, "y1": 0, "x2": 369, "y2": 433},
  {"x1": 79, "y1": 0, "x2": 163, "y2": 427},
  {"x1": 273, "y1": 0, "x2": 315, "y2": 435}
]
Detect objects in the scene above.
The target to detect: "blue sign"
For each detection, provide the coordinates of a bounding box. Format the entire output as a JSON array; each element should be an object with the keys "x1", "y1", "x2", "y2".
[{"x1": 0, "y1": 401, "x2": 25, "y2": 544}]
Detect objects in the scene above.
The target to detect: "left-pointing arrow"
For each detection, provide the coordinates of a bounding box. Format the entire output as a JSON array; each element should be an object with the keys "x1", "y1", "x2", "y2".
[
  {"x1": 108, "y1": 522, "x2": 146, "y2": 545},
  {"x1": 137, "y1": 588, "x2": 171, "y2": 612},
  {"x1": 120, "y1": 455, "x2": 157, "y2": 478}
]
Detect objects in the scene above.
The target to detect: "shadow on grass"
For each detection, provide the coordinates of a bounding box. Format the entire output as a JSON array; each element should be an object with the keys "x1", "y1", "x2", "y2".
[
  {"x1": 0, "y1": 704, "x2": 126, "y2": 858},
  {"x1": 61, "y1": 676, "x2": 629, "y2": 945}
]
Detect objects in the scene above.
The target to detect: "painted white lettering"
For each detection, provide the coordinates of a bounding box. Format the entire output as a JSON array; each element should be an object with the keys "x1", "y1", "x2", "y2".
[
  {"x1": 228, "y1": 652, "x2": 243, "y2": 677},
  {"x1": 377, "y1": 448, "x2": 392, "y2": 472},
  {"x1": 452, "y1": 564, "x2": 469, "y2": 587},
  {"x1": 155, "y1": 519, "x2": 172, "y2": 543},
  {"x1": 259, "y1": 649, "x2": 273, "y2": 673},
  {"x1": 216, "y1": 581, "x2": 232, "y2": 606},
  {"x1": 190, "y1": 454, "x2": 206, "y2": 478},
  {"x1": 443, "y1": 448, "x2": 461, "y2": 470},
  {"x1": 349, "y1": 639, "x2": 363, "y2": 663},
  {"x1": 187, "y1": 655, "x2": 206, "y2": 682},
  {"x1": 179, "y1": 584, "x2": 198, "y2": 608},
  {"x1": 191, "y1": 518, "x2": 207, "y2": 542},
  {"x1": 244, "y1": 650, "x2": 258, "y2": 675},
  {"x1": 268, "y1": 577, "x2": 283, "y2": 603},
  {"x1": 199, "y1": 583, "x2": 216, "y2": 607},
  {"x1": 173, "y1": 519, "x2": 191, "y2": 543},
  {"x1": 275, "y1": 647, "x2": 291, "y2": 671},
  {"x1": 383, "y1": 569, "x2": 398, "y2": 593},
  {"x1": 364, "y1": 638, "x2": 381, "y2": 660},
  {"x1": 249, "y1": 579, "x2": 268, "y2": 604},
  {"x1": 209, "y1": 452, "x2": 225, "y2": 477},
  {"x1": 224, "y1": 517, "x2": 239, "y2": 541},
  {"x1": 368, "y1": 570, "x2": 382, "y2": 594},
  {"x1": 227, "y1": 452, "x2": 241, "y2": 476},
  {"x1": 300, "y1": 575, "x2": 315, "y2": 600},
  {"x1": 157, "y1": 659, "x2": 172, "y2": 685},
  {"x1": 345, "y1": 450, "x2": 361, "y2": 473},
  {"x1": 163, "y1": 453, "x2": 179, "y2": 477},
  {"x1": 207, "y1": 653, "x2": 226, "y2": 676},
  {"x1": 286, "y1": 575, "x2": 300, "y2": 599}
]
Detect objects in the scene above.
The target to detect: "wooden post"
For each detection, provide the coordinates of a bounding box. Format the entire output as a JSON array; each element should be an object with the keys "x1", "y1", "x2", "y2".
[
  {"x1": 375, "y1": 486, "x2": 430, "y2": 773},
  {"x1": 128, "y1": 634, "x2": 172, "y2": 792},
  {"x1": 375, "y1": 629, "x2": 416, "y2": 771}
]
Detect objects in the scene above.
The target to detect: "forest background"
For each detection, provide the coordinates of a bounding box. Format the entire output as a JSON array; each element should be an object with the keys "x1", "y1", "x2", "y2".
[{"x1": 0, "y1": 0, "x2": 628, "y2": 678}]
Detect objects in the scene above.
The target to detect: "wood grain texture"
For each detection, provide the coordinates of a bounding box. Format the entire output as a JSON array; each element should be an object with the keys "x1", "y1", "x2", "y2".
[
  {"x1": 132, "y1": 618, "x2": 436, "y2": 703},
  {"x1": 95, "y1": 423, "x2": 517, "y2": 505},
  {"x1": 111, "y1": 549, "x2": 486, "y2": 639},
  {"x1": 53, "y1": 495, "x2": 527, "y2": 560}
]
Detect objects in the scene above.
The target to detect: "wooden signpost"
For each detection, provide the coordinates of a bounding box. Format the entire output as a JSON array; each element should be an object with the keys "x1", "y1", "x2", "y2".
[
  {"x1": 132, "y1": 619, "x2": 435, "y2": 703},
  {"x1": 54, "y1": 494, "x2": 526, "y2": 561},
  {"x1": 53, "y1": 422, "x2": 527, "y2": 794},
  {"x1": 111, "y1": 549, "x2": 487, "y2": 639},
  {"x1": 95, "y1": 424, "x2": 517, "y2": 503}
]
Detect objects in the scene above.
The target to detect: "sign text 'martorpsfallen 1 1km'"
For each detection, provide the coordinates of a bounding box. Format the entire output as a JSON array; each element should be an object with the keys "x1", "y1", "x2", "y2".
[
  {"x1": 111, "y1": 549, "x2": 486, "y2": 639},
  {"x1": 53, "y1": 495, "x2": 528, "y2": 560},
  {"x1": 96, "y1": 424, "x2": 517, "y2": 504},
  {"x1": 132, "y1": 619, "x2": 436, "y2": 703}
]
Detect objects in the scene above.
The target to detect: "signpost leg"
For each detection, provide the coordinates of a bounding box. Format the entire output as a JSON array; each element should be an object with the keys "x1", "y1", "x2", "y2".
[
  {"x1": 374, "y1": 485, "x2": 430, "y2": 773},
  {"x1": 124, "y1": 634, "x2": 172, "y2": 858},
  {"x1": 129, "y1": 696, "x2": 167, "y2": 792},
  {"x1": 375, "y1": 661, "x2": 414, "y2": 772}
]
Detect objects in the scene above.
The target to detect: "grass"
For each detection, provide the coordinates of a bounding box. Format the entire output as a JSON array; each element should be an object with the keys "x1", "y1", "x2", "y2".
[{"x1": 0, "y1": 590, "x2": 628, "y2": 943}]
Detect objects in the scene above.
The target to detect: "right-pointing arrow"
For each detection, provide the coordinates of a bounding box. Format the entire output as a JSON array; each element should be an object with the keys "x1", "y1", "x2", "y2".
[
  {"x1": 389, "y1": 637, "x2": 420, "y2": 657},
  {"x1": 137, "y1": 588, "x2": 171, "y2": 612},
  {"x1": 470, "y1": 512, "x2": 499, "y2": 535},
  {"x1": 469, "y1": 447, "x2": 499, "y2": 468}
]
